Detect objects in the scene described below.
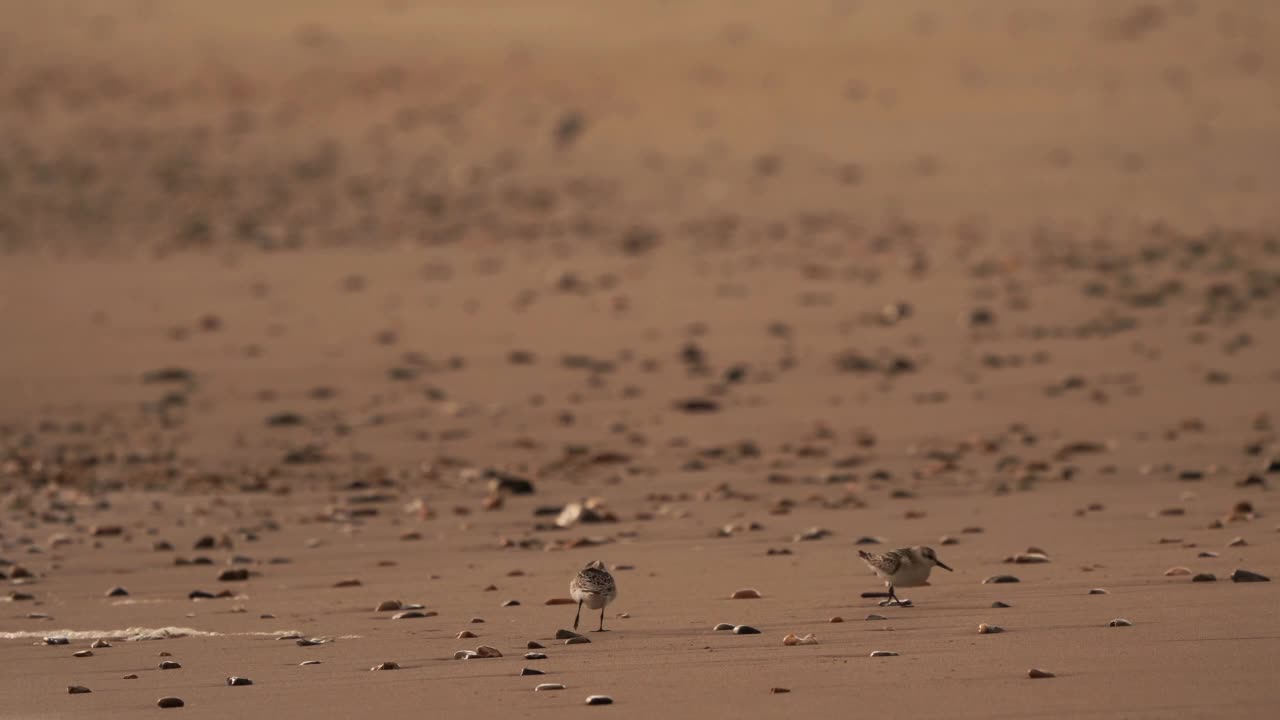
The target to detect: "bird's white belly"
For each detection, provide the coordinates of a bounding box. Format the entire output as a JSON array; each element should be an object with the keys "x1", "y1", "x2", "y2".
[
  {"x1": 883, "y1": 562, "x2": 932, "y2": 588},
  {"x1": 572, "y1": 589, "x2": 612, "y2": 609}
]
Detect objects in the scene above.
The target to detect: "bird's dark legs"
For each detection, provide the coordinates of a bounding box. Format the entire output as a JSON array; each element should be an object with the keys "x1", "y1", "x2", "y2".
[
  {"x1": 878, "y1": 585, "x2": 907, "y2": 607},
  {"x1": 574, "y1": 600, "x2": 582, "y2": 631},
  {"x1": 597, "y1": 605, "x2": 606, "y2": 632}
]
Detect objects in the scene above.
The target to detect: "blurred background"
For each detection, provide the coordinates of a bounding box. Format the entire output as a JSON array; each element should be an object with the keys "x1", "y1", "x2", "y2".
[{"x1": 2, "y1": 0, "x2": 1278, "y2": 257}]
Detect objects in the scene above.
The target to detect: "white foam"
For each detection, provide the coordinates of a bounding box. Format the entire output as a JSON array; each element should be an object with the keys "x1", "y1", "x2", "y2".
[{"x1": 0, "y1": 627, "x2": 303, "y2": 642}]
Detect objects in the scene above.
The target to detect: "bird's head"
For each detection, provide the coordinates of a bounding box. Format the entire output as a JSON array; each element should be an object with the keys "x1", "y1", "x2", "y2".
[{"x1": 919, "y1": 546, "x2": 953, "y2": 571}]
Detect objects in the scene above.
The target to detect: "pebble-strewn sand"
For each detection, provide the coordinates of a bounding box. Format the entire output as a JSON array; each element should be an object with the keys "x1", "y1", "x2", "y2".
[{"x1": 2, "y1": 2, "x2": 1279, "y2": 718}]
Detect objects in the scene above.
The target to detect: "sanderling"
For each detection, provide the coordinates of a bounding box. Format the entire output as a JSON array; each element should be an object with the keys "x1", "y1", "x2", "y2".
[
  {"x1": 570, "y1": 560, "x2": 617, "y2": 632},
  {"x1": 857, "y1": 546, "x2": 952, "y2": 606}
]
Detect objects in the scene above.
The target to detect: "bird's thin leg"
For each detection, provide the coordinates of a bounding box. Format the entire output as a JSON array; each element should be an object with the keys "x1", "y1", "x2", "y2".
[
  {"x1": 887, "y1": 585, "x2": 901, "y2": 606},
  {"x1": 574, "y1": 600, "x2": 582, "y2": 631},
  {"x1": 598, "y1": 605, "x2": 606, "y2": 632}
]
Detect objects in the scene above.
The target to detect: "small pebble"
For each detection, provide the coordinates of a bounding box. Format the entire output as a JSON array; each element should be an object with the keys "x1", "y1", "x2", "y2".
[
  {"x1": 535, "y1": 683, "x2": 566, "y2": 691},
  {"x1": 1027, "y1": 669, "x2": 1055, "y2": 679},
  {"x1": 869, "y1": 650, "x2": 898, "y2": 657},
  {"x1": 713, "y1": 623, "x2": 735, "y2": 631},
  {"x1": 1198, "y1": 551, "x2": 1219, "y2": 558},
  {"x1": 1192, "y1": 573, "x2": 1217, "y2": 582},
  {"x1": 158, "y1": 661, "x2": 181, "y2": 670},
  {"x1": 106, "y1": 586, "x2": 129, "y2": 597},
  {"x1": 370, "y1": 662, "x2": 400, "y2": 671},
  {"x1": 770, "y1": 688, "x2": 791, "y2": 694},
  {"x1": 374, "y1": 600, "x2": 402, "y2": 612},
  {"x1": 1088, "y1": 588, "x2": 1109, "y2": 595},
  {"x1": 68, "y1": 686, "x2": 91, "y2": 694},
  {"x1": 731, "y1": 588, "x2": 762, "y2": 599},
  {"x1": 520, "y1": 668, "x2": 545, "y2": 676},
  {"x1": 392, "y1": 611, "x2": 426, "y2": 620},
  {"x1": 502, "y1": 600, "x2": 521, "y2": 607},
  {"x1": 978, "y1": 624, "x2": 1004, "y2": 634},
  {"x1": 90, "y1": 640, "x2": 110, "y2": 649},
  {"x1": 865, "y1": 614, "x2": 887, "y2": 621},
  {"x1": 226, "y1": 677, "x2": 253, "y2": 686},
  {"x1": 1164, "y1": 567, "x2": 1192, "y2": 576},
  {"x1": 299, "y1": 661, "x2": 321, "y2": 666},
  {"x1": 457, "y1": 631, "x2": 477, "y2": 639},
  {"x1": 73, "y1": 650, "x2": 93, "y2": 657},
  {"x1": 1228, "y1": 537, "x2": 1248, "y2": 547},
  {"x1": 475, "y1": 646, "x2": 503, "y2": 658},
  {"x1": 829, "y1": 616, "x2": 844, "y2": 623},
  {"x1": 157, "y1": 697, "x2": 185, "y2": 708},
  {"x1": 525, "y1": 652, "x2": 548, "y2": 660},
  {"x1": 44, "y1": 637, "x2": 69, "y2": 645},
  {"x1": 527, "y1": 641, "x2": 545, "y2": 649},
  {"x1": 991, "y1": 601, "x2": 1011, "y2": 608},
  {"x1": 566, "y1": 636, "x2": 591, "y2": 645},
  {"x1": 1108, "y1": 619, "x2": 1133, "y2": 627},
  {"x1": 983, "y1": 575, "x2": 1020, "y2": 584},
  {"x1": 1007, "y1": 553, "x2": 1050, "y2": 564},
  {"x1": 555, "y1": 629, "x2": 581, "y2": 640},
  {"x1": 782, "y1": 633, "x2": 818, "y2": 646},
  {"x1": 122, "y1": 674, "x2": 138, "y2": 679},
  {"x1": 1231, "y1": 569, "x2": 1270, "y2": 582},
  {"x1": 585, "y1": 696, "x2": 614, "y2": 705},
  {"x1": 732, "y1": 625, "x2": 761, "y2": 635}
]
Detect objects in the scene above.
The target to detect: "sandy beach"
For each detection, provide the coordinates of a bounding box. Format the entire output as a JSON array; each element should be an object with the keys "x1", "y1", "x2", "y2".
[{"x1": 2, "y1": 2, "x2": 1279, "y2": 718}]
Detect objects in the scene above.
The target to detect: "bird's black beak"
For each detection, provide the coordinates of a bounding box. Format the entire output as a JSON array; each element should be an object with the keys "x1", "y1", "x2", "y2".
[{"x1": 937, "y1": 561, "x2": 953, "y2": 571}]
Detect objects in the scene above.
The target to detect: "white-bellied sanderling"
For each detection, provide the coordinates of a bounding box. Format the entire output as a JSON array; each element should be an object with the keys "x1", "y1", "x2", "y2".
[
  {"x1": 570, "y1": 560, "x2": 617, "y2": 632},
  {"x1": 858, "y1": 546, "x2": 952, "y2": 606}
]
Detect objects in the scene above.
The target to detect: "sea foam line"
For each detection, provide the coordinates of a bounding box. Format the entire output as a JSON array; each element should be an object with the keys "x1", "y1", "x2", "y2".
[{"x1": 0, "y1": 627, "x2": 303, "y2": 642}]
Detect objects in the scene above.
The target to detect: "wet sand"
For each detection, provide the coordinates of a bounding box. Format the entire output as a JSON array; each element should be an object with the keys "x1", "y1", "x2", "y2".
[{"x1": 2, "y1": 2, "x2": 1280, "y2": 718}]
